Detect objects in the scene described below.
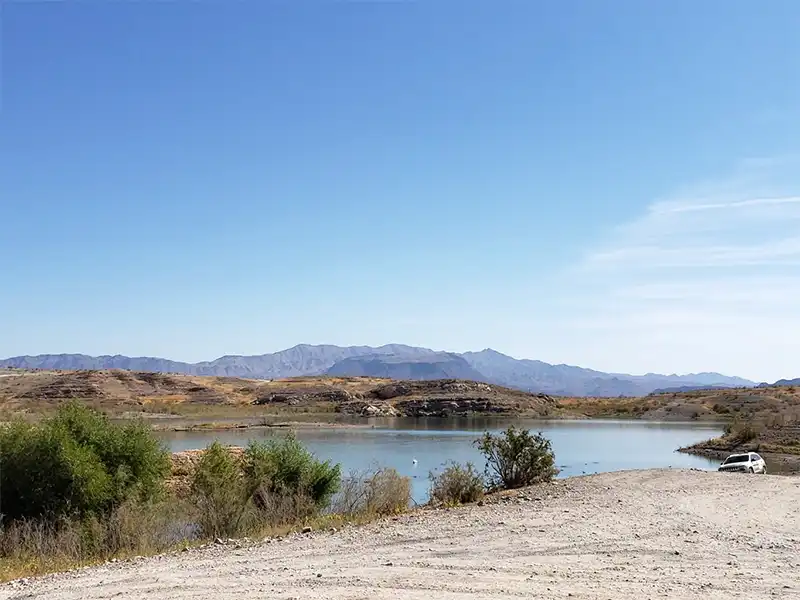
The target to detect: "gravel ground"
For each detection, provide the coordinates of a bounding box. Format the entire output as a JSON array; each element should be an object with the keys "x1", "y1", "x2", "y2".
[{"x1": 3, "y1": 469, "x2": 800, "y2": 600}]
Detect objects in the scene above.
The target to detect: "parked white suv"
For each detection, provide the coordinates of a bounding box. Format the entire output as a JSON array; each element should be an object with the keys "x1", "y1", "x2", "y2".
[{"x1": 718, "y1": 452, "x2": 767, "y2": 474}]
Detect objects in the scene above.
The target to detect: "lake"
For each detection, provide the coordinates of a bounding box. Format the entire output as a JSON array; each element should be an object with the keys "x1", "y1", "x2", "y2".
[{"x1": 158, "y1": 418, "x2": 724, "y2": 504}]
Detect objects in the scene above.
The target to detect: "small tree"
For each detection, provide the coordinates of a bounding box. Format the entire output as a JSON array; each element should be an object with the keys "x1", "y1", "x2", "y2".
[{"x1": 476, "y1": 426, "x2": 556, "y2": 490}]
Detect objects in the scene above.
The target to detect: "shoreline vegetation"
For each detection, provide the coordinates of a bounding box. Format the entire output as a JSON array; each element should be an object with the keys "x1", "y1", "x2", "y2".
[{"x1": 0, "y1": 405, "x2": 554, "y2": 583}]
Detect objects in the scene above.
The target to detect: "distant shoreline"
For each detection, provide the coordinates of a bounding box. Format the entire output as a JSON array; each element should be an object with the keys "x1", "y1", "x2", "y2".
[{"x1": 150, "y1": 418, "x2": 373, "y2": 432}]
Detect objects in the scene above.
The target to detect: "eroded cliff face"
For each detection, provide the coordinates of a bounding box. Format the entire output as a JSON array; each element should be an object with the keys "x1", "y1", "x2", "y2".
[
  {"x1": 333, "y1": 379, "x2": 555, "y2": 417},
  {"x1": 251, "y1": 378, "x2": 554, "y2": 417}
]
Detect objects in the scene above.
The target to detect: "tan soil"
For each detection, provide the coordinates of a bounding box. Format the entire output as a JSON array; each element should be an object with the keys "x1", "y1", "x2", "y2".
[
  {"x1": 4, "y1": 469, "x2": 799, "y2": 599},
  {"x1": 0, "y1": 370, "x2": 554, "y2": 419}
]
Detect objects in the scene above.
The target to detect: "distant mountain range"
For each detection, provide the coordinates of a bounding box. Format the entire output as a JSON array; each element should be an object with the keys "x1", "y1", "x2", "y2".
[
  {"x1": 759, "y1": 378, "x2": 800, "y2": 388},
  {"x1": 0, "y1": 344, "x2": 758, "y2": 397}
]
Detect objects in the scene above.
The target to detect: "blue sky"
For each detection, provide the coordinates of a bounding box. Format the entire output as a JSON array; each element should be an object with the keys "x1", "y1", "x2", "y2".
[{"x1": 2, "y1": 1, "x2": 799, "y2": 381}]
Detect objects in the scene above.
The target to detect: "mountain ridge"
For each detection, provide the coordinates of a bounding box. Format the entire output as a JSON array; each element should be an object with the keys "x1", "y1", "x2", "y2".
[{"x1": 0, "y1": 344, "x2": 756, "y2": 397}]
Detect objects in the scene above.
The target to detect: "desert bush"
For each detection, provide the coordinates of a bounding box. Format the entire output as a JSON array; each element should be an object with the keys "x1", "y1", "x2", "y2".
[
  {"x1": 331, "y1": 470, "x2": 373, "y2": 516},
  {"x1": 331, "y1": 467, "x2": 411, "y2": 516},
  {"x1": 190, "y1": 442, "x2": 248, "y2": 538},
  {"x1": 362, "y1": 468, "x2": 412, "y2": 515},
  {"x1": 243, "y1": 435, "x2": 341, "y2": 512},
  {"x1": 724, "y1": 419, "x2": 760, "y2": 442},
  {"x1": 247, "y1": 492, "x2": 317, "y2": 529},
  {"x1": 189, "y1": 435, "x2": 342, "y2": 536},
  {"x1": 732, "y1": 421, "x2": 759, "y2": 443},
  {"x1": 476, "y1": 426, "x2": 557, "y2": 490},
  {"x1": 428, "y1": 462, "x2": 484, "y2": 506},
  {"x1": 0, "y1": 404, "x2": 170, "y2": 523}
]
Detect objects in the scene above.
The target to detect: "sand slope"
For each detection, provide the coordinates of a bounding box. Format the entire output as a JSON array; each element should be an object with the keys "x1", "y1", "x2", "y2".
[{"x1": 4, "y1": 469, "x2": 799, "y2": 600}]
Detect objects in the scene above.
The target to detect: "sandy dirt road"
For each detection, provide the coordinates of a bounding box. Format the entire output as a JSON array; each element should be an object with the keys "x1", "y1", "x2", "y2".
[{"x1": 3, "y1": 469, "x2": 800, "y2": 600}]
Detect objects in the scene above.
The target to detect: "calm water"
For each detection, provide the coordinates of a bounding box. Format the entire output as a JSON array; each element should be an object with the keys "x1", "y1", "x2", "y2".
[{"x1": 159, "y1": 418, "x2": 723, "y2": 504}]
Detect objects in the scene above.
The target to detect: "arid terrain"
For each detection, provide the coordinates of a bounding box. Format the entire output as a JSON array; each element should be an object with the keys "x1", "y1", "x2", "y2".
[
  {"x1": 3, "y1": 469, "x2": 798, "y2": 600},
  {"x1": 0, "y1": 368, "x2": 557, "y2": 422},
  {"x1": 560, "y1": 385, "x2": 800, "y2": 422},
  {"x1": 4, "y1": 368, "x2": 800, "y2": 423}
]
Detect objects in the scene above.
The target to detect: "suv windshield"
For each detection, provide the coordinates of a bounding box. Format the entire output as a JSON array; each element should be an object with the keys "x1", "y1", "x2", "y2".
[{"x1": 724, "y1": 455, "x2": 750, "y2": 464}]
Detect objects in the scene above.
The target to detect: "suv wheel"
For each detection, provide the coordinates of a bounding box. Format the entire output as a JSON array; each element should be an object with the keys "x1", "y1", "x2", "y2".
[{"x1": 748, "y1": 467, "x2": 755, "y2": 473}]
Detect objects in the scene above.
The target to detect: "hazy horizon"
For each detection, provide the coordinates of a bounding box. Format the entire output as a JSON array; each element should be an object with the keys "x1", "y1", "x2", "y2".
[{"x1": 0, "y1": 343, "x2": 768, "y2": 382}]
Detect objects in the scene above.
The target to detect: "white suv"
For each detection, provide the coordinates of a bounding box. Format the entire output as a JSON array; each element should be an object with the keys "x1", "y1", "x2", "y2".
[{"x1": 718, "y1": 452, "x2": 767, "y2": 474}]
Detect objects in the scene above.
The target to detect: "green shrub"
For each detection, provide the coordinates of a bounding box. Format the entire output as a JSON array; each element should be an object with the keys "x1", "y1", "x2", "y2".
[
  {"x1": 476, "y1": 426, "x2": 557, "y2": 490},
  {"x1": 189, "y1": 435, "x2": 342, "y2": 536},
  {"x1": 0, "y1": 404, "x2": 170, "y2": 523},
  {"x1": 190, "y1": 442, "x2": 248, "y2": 538},
  {"x1": 428, "y1": 462, "x2": 484, "y2": 506},
  {"x1": 49, "y1": 404, "x2": 170, "y2": 505},
  {"x1": 243, "y1": 434, "x2": 341, "y2": 512}
]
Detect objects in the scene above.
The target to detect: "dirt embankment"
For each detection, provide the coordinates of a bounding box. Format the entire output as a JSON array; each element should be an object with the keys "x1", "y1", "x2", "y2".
[
  {"x1": 4, "y1": 469, "x2": 799, "y2": 600},
  {"x1": 556, "y1": 385, "x2": 800, "y2": 422},
  {"x1": 680, "y1": 424, "x2": 800, "y2": 473}
]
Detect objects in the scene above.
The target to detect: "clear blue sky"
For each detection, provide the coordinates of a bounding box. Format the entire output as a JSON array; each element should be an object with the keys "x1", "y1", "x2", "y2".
[{"x1": 2, "y1": 1, "x2": 799, "y2": 380}]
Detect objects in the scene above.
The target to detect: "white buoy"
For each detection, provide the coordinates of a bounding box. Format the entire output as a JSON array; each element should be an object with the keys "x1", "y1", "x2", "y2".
[{"x1": 412, "y1": 459, "x2": 418, "y2": 465}]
